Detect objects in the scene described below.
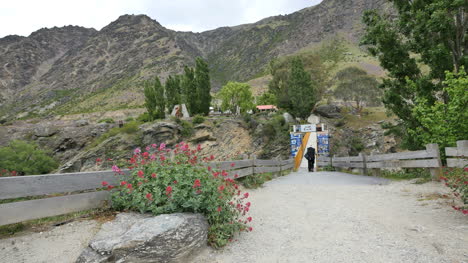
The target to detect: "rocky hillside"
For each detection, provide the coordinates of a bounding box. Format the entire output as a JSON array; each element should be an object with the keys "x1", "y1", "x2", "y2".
[{"x1": 0, "y1": 0, "x2": 389, "y2": 120}]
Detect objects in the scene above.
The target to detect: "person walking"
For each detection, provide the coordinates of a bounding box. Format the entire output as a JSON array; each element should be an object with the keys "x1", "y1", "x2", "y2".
[{"x1": 304, "y1": 147, "x2": 316, "y2": 172}]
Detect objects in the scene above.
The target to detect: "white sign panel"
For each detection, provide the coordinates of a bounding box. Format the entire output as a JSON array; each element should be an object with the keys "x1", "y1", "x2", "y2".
[{"x1": 293, "y1": 125, "x2": 316, "y2": 133}]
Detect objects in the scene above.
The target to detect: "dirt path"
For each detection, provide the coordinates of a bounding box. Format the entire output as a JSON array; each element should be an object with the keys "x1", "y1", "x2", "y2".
[
  {"x1": 1, "y1": 170, "x2": 467, "y2": 263},
  {"x1": 192, "y1": 170, "x2": 468, "y2": 263}
]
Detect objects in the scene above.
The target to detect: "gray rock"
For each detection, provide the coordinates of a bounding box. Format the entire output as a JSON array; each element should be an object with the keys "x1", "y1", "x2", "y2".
[
  {"x1": 282, "y1": 112, "x2": 295, "y2": 124},
  {"x1": 74, "y1": 120, "x2": 89, "y2": 127},
  {"x1": 141, "y1": 122, "x2": 181, "y2": 146},
  {"x1": 34, "y1": 125, "x2": 59, "y2": 137},
  {"x1": 314, "y1": 105, "x2": 342, "y2": 119},
  {"x1": 76, "y1": 213, "x2": 208, "y2": 263}
]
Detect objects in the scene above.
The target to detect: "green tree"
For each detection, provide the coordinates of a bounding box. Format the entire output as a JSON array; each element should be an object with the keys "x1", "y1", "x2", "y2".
[
  {"x1": 362, "y1": 0, "x2": 467, "y2": 149},
  {"x1": 165, "y1": 74, "x2": 182, "y2": 112},
  {"x1": 195, "y1": 58, "x2": 212, "y2": 116},
  {"x1": 0, "y1": 140, "x2": 58, "y2": 175},
  {"x1": 144, "y1": 77, "x2": 165, "y2": 120},
  {"x1": 181, "y1": 66, "x2": 197, "y2": 115},
  {"x1": 288, "y1": 57, "x2": 318, "y2": 119},
  {"x1": 410, "y1": 68, "x2": 468, "y2": 149},
  {"x1": 218, "y1": 82, "x2": 254, "y2": 115},
  {"x1": 333, "y1": 67, "x2": 381, "y2": 112},
  {"x1": 256, "y1": 92, "x2": 277, "y2": 105}
]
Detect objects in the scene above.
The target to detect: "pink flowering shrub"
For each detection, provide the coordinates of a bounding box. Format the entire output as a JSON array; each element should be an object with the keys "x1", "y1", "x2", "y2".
[
  {"x1": 441, "y1": 166, "x2": 468, "y2": 215},
  {"x1": 105, "y1": 142, "x2": 252, "y2": 248}
]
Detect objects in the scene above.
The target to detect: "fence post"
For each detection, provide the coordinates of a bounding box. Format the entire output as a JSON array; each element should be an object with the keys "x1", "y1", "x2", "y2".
[
  {"x1": 276, "y1": 156, "x2": 282, "y2": 177},
  {"x1": 426, "y1": 143, "x2": 442, "y2": 180},
  {"x1": 251, "y1": 154, "x2": 257, "y2": 177},
  {"x1": 359, "y1": 153, "x2": 368, "y2": 176},
  {"x1": 369, "y1": 153, "x2": 380, "y2": 177}
]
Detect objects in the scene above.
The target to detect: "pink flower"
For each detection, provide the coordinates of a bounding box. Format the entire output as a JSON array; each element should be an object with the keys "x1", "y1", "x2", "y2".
[
  {"x1": 146, "y1": 146, "x2": 151, "y2": 151},
  {"x1": 112, "y1": 165, "x2": 121, "y2": 173},
  {"x1": 96, "y1": 158, "x2": 102, "y2": 163},
  {"x1": 101, "y1": 181, "x2": 108, "y2": 186},
  {"x1": 137, "y1": 170, "x2": 144, "y2": 178},
  {"x1": 126, "y1": 184, "x2": 133, "y2": 189},
  {"x1": 230, "y1": 163, "x2": 235, "y2": 167},
  {"x1": 246, "y1": 202, "x2": 251, "y2": 207},
  {"x1": 151, "y1": 173, "x2": 157, "y2": 178},
  {"x1": 146, "y1": 193, "x2": 153, "y2": 201},
  {"x1": 166, "y1": 186, "x2": 173, "y2": 195},
  {"x1": 207, "y1": 166, "x2": 212, "y2": 171},
  {"x1": 197, "y1": 144, "x2": 202, "y2": 151},
  {"x1": 243, "y1": 192, "x2": 249, "y2": 199},
  {"x1": 247, "y1": 217, "x2": 252, "y2": 222},
  {"x1": 151, "y1": 144, "x2": 157, "y2": 148},
  {"x1": 134, "y1": 147, "x2": 141, "y2": 154},
  {"x1": 217, "y1": 206, "x2": 222, "y2": 212},
  {"x1": 107, "y1": 185, "x2": 114, "y2": 190},
  {"x1": 150, "y1": 154, "x2": 156, "y2": 160},
  {"x1": 120, "y1": 181, "x2": 127, "y2": 186},
  {"x1": 218, "y1": 185, "x2": 225, "y2": 192},
  {"x1": 193, "y1": 179, "x2": 201, "y2": 188},
  {"x1": 248, "y1": 227, "x2": 253, "y2": 232},
  {"x1": 463, "y1": 210, "x2": 468, "y2": 215},
  {"x1": 159, "y1": 143, "x2": 166, "y2": 151}
]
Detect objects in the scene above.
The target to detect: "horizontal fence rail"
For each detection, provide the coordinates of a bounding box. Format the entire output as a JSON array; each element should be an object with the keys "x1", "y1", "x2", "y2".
[
  {"x1": 318, "y1": 140, "x2": 467, "y2": 178},
  {"x1": 445, "y1": 140, "x2": 468, "y2": 168},
  {"x1": 0, "y1": 156, "x2": 294, "y2": 226}
]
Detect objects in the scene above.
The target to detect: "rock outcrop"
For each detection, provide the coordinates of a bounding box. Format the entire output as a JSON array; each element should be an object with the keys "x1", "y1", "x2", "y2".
[{"x1": 76, "y1": 213, "x2": 208, "y2": 263}]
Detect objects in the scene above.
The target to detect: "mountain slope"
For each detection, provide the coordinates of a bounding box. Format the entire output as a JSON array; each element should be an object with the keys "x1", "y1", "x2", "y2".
[{"x1": 0, "y1": 0, "x2": 388, "y2": 120}]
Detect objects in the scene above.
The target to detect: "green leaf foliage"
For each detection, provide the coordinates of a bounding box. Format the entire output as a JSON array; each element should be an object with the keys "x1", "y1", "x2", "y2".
[
  {"x1": 195, "y1": 58, "x2": 212, "y2": 116},
  {"x1": 362, "y1": 0, "x2": 467, "y2": 149},
  {"x1": 287, "y1": 57, "x2": 318, "y2": 119},
  {"x1": 410, "y1": 69, "x2": 468, "y2": 149},
  {"x1": 0, "y1": 140, "x2": 58, "y2": 175},
  {"x1": 218, "y1": 82, "x2": 254, "y2": 114},
  {"x1": 165, "y1": 75, "x2": 182, "y2": 113},
  {"x1": 333, "y1": 67, "x2": 381, "y2": 112},
  {"x1": 144, "y1": 77, "x2": 165, "y2": 120}
]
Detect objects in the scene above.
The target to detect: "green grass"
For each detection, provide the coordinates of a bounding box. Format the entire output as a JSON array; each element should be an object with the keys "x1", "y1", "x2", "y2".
[
  {"x1": 88, "y1": 120, "x2": 141, "y2": 149},
  {"x1": 381, "y1": 168, "x2": 432, "y2": 182}
]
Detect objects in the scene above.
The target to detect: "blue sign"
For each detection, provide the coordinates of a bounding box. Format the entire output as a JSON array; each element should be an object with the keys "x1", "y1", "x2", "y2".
[
  {"x1": 290, "y1": 133, "x2": 303, "y2": 157},
  {"x1": 317, "y1": 133, "x2": 330, "y2": 156}
]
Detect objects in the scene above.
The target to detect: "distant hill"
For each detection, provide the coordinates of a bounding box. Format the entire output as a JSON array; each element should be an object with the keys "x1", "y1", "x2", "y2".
[{"x1": 0, "y1": 0, "x2": 389, "y2": 120}]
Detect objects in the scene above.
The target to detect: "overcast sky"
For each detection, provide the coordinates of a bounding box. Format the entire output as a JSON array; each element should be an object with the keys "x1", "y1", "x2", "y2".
[{"x1": 0, "y1": 0, "x2": 322, "y2": 38}]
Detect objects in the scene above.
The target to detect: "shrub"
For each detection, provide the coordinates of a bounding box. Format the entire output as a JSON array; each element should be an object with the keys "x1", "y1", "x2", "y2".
[
  {"x1": 180, "y1": 120, "x2": 194, "y2": 137},
  {"x1": 0, "y1": 140, "x2": 58, "y2": 175},
  {"x1": 441, "y1": 166, "x2": 468, "y2": 214},
  {"x1": 137, "y1": 113, "x2": 151, "y2": 123},
  {"x1": 381, "y1": 168, "x2": 431, "y2": 181},
  {"x1": 120, "y1": 121, "x2": 140, "y2": 134},
  {"x1": 98, "y1": 118, "x2": 115, "y2": 124},
  {"x1": 105, "y1": 143, "x2": 252, "y2": 248},
  {"x1": 125, "y1": 117, "x2": 135, "y2": 122},
  {"x1": 192, "y1": 115, "x2": 206, "y2": 125}
]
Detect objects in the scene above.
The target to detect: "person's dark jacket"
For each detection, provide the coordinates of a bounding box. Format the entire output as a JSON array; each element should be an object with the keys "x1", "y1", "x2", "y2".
[{"x1": 304, "y1": 147, "x2": 315, "y2": 161}]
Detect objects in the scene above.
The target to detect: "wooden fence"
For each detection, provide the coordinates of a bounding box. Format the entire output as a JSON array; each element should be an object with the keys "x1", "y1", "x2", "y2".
[
  {"x1": 445, "y1": 140, "x2": 468, "y2": 168},
  {"x1": 0, "y1": 156, "x2": 294, "y2": 226},
  {"x1": 317, "y1": 140, "x2": 468, "y2": 178}
]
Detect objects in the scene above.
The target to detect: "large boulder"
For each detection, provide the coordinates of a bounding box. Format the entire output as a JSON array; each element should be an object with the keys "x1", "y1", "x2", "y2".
[
  {"x1": 140, "y1": 122, "x2": 181, "y2": 147},
  {"x1": 76, "y1": 213, "x2": 208, "y2": 263},
  {"x1": 314, "y1": 105, "x2": 342, "y2": 119}
]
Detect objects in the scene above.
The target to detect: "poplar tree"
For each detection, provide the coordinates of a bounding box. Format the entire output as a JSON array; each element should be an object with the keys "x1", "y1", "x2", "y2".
[
  {"x1": 195, "y1": 57, "x2": 212, "y2": 116},
  {"x1": 144, "y1": 77, "x2": 165, "y2": 120},
  {"x1": 288, "y1": 57, "x2": 317, "y2": 119},
  {"x1": 165, "y1": 74, "x2": 181, "y2": 112}
]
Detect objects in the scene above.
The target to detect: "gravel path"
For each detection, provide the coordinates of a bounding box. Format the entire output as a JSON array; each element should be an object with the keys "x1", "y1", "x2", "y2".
[
  {"x1": 192, "y1": 170, "x2": 468, "y2": 263},
  {"x1": 1, "y1": 170, "x2": 467, "y2": 263},
  {"x1": 0, "y1": 220, "x2": 100, "y2": 263}
]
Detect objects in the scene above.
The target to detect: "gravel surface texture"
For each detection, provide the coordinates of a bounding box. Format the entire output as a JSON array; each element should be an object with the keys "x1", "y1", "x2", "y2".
[
  {"x1": 192, "y1": 170, "x2": 468, "y2": 263},
  {"x1": 1, "y1": 170, "x2": 467, "y2": 263}
]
